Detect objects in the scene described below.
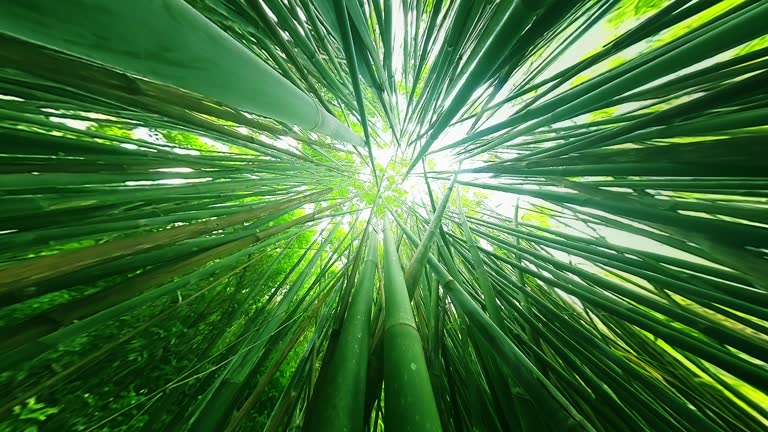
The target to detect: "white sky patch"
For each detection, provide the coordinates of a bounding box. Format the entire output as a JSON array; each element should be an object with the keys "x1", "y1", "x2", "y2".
[
  {"x1": 81, "y1": 111, "x2": 126, "y2": 121},
  {"x1": 371, "y1": 142, "x2": 397, "y2": 166},
  {"x1": 133, "y1": 127, "x2": 158, "y2": 142},
  {"x1": 400, "y1": 175, "x2": 430, "y2": 205},
  {"x1": 125, "y1": 177, "x2": 212, "y2": 186},
  {"x1": 486, "y1": 193, "x2": 532, "y2": 220},
  {"x1": 153, "y1": 167, "x2": 195, "y2": 173},
  {"x1": 301, "y1": 203, "x2": 317, "y2": 214},
  {"x1": 200, "y1": 136, "x2": 231, "y2": 152},
  {"x1": 275, "y1": 136, "x2": 299, "y2": 151},
  {"x1": 172, "y1": 147, "x2": 200, "y2": 155},
  {"x1": 119, "y1": 143, "x2": 157, "y2": 153},
  {"x1": 48, "y1": 117, "x2": 94, "y2": 130}
]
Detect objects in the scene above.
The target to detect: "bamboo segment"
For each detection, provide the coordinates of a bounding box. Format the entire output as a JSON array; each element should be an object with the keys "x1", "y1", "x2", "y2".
[
  {"x1": 382, "y1": 218, "x2": 441, "y2": 431},
  {"x1": 0, "y1": 0, "x2": 363, "y2": 145},
  {"x1": 0, "y1": 189, "x2": 331, "y2": 301},
  {"x1": 403, "y1": 174, "x2": 457, "y2": 298},
  {"x1": 304, "y1": 232, "x2": 378, "y2": 431}
]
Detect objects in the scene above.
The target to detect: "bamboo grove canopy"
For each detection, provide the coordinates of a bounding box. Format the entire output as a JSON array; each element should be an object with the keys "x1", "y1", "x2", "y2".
[{"x1": 0, "y1": 0, "x2": 767, "y2": 430}]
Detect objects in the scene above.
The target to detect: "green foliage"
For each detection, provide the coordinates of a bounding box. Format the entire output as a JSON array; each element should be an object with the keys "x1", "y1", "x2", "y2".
[
  {"x1": 87, "y1": 124, "x2": 134, "y2": 139},
  {"x1": 157, "y1": 130, "x2": 218, "y2": 152},
  {"x1": 1, "y1": 1, "x2": 767, "y2": 431},
  {"x1": 0, "y1": 397, "x2": 60, "y2": 432},
  {"x1": 735, "y1": 34, "x2": 768, "y2": 56},
  {"x1": 608, "y1": 0, "x2": 667, "y2": 26}
]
